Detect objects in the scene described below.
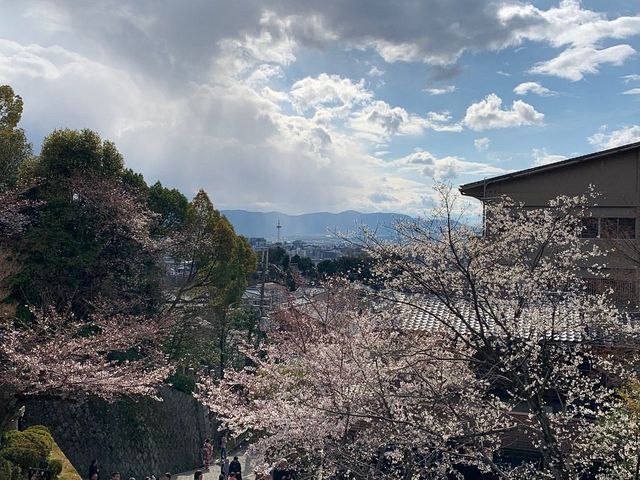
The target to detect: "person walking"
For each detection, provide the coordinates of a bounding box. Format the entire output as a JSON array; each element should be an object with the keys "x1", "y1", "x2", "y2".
[
  {"x1": 89, "y1": 460, "x2": 99, "y2": 480},
  {"x1": 220, "y1": 433, "x2": 228, "y2": 460},
  {"x1": 229, "y1": 456, "x2": 242, "y2": 480},
  {"x1": 202, "y1": 438, "x2": 214, "y2": 469},
  {"x1": 193, "y1": 470, "x2": 203, "y2": 480},
  {"x1": 221, "y1": 458, "x2": 230, "y2": 479}
]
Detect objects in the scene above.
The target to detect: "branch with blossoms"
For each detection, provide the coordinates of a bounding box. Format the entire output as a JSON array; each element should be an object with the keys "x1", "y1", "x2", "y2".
[
  {"x1": 198, "y1": 282, "x2": 517, "y2": 479},
  {"x1": 0, "y1": 306, "x2": 174, "y2": 432},
  {"x1": 200, "y1": 186, "x2": 640, "y2": 480}
]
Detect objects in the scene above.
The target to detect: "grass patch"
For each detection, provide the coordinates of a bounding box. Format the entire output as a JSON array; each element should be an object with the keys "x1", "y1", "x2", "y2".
[{"x1": 49, "y1": 440, "x2": 81, "y2": 480}]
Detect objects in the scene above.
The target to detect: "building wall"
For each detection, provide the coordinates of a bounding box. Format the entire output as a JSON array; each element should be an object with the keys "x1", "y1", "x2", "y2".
[
  {"x1": 481, "y1": 149, "x2": 640, "y2": 207},
  {"x1": 23, "y1": 387, "x2": 215, "y2": 480},
  {"x1": 471, "y1": 147, "x2": 640, "y2": 302}
]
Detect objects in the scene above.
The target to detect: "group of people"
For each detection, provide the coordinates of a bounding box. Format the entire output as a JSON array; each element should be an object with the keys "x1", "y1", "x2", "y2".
[
  {"x1": 88, "y1": 460, "x2": 175, "y2": 480},
  {"x1": 86, "y1": 437, "x2": 296, "y2": 480},
  {"x1": 201, "y1": 436, "x2": 242, "y2": 480}
]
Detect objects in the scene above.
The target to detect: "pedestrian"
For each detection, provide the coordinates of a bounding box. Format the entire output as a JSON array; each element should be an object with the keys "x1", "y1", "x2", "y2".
[
  {"x1": 220, "y1": 433, "x2": 228, "y2": 460},
  {"x1": 202, "y1": 438, "x2": 214, "y2": 469},
  {"x1": 89, "y1": 460, "x2": 99, "y2": 480},
  {"x1": 91, "y1": 475, "x2": 99, "y2": 480},
  {"x1": 163, "y1": 473, "x2": 171, "y2": 480},
  {"x1": 229, "y1": 456, "x2": 242, "y2": 480},
  {"x1": 221, "y1": 458, "x2": 230, "y2": 479},
  {"x1": 111, "y1": 473, "x2": 121, "y2": 480},
  {"x1": 193, "y1": 470, "x2": 203, "y2": 480}
]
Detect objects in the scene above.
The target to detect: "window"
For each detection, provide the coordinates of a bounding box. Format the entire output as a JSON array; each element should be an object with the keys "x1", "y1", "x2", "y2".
[
  {"x1": 579, "y1": 217, "x2": 636, "y2": 239},
  {"x1": 579, "y1": 218, "x2": 598, "y2": 238},
  {"x1": 619, "y1": 218, "x2": 636, "y2": 239},
  {"x1": 599, "y1": 218, "x2": 617, "y2": 239}
]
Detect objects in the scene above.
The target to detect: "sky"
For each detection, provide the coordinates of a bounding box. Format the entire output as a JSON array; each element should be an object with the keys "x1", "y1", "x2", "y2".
[{"x1": 1, "y1": 0, "x2": 639, "y2": 215}]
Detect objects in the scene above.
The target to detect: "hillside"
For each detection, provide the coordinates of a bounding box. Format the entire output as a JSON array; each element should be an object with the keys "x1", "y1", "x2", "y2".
[{"x1": 221, "y1": 210, "x2": 412, "y2": 239}]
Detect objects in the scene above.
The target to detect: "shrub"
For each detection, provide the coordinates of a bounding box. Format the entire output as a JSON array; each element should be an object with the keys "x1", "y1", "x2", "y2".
[
  {"x1": 0, "y1": 457, "x2": 14, "y2": 480},
  {"x1": 25, "y1": 425, "x2": 54, "y2": 451},
  {"x1": 48, "y1": 458, "x2": 63, "y2": 479},
  {"x1": 1, "y1": 429, "x2": 51, "y2": 469}
]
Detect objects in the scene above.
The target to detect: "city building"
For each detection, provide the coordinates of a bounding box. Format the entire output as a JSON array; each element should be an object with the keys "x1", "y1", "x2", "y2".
[{"x1": 460, "y1": 141, "x2": 640, "y2": 303}]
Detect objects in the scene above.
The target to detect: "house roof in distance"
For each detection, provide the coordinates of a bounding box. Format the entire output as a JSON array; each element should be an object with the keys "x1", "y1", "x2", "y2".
[{"x1": 459, "y1": 141, "x2": 640, "y2": 199}]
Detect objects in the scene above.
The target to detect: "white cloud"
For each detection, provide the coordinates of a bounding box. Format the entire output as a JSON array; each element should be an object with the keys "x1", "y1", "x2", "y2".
[
  {"x1": 474, "y1": 137, "x2": 490, "y2": 152},
  {"x1": 530, "y1": 45, "x2": 636, "y2": 81},
  {"x1": 392, "y1": 150, "x2": 508, "y2": 180},
  {"x1": 245, "y1": 64, "x2": 284, "y2": 87},
  {"x1": 289, "y1": 73, "x2": 372, "y2": 113},
  {"x1": 463, "y1": 93, "x2": 544, "y2": 131},
  {"x1": 349, "y1": 101, "x2": 461, "y2": 142},
  {"x1": 622, "y1": 88, "x2": 640, "y2": 95},
  {"x1": 532, "y1": 148, "x2": 566, "y2": 166},
  {"x1": 588, "y1": 125, "x2": 640, "y2": 149},
  {"x1": 424, "y1": 85, "x2": 456, "y2": 95},
  {"x1": 513, "y1": 81, "x2": 556, "y2": 96},
  {"x1": 367, "y1": 66, "x2": 384, "y2": 77},
  {"x1": 622, "y1": 74, "x2": 640, "y2": 83}
]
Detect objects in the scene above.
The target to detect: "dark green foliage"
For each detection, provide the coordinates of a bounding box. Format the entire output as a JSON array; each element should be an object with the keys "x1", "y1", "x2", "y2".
[
  {"x1": 317, "y1": 255, "x2": 373, "y2": 283},
  {"x1": 147, "y1": 181, "x2": 189, "y2": 236},
  {"x1": 0, "y1": 85, "x2": 24, "y2": 130},
  {"x1": 122, "y1": 167, "x2": 149, "y2": 194},
  {"x1": 47, "y1": 458, "x2": 63, "y2": 479},
  {"x1": 0, "y1": 457, "x2": 14, "y2": 480},
  {"x1": 0, "y1": 85, "x2": 32, "y2": 192},
  {"x1": 1, "y1": 429, "x2": 51, "y2": 470},
  {"x1": 9, "y1": 129, "x2": 162, "y2": 316},
  {"x1": 23, "y1": 426, "x2": 54, "y2": 451},
  {"x1": 290, "y1": 255, "x2": 315, "y2": 276},
  {"x1": 166, "y1": 371, "x2": 197, "y2": 394},
  {"x1": 36, "y1": 129, "x2": 123, "y2": 179}
]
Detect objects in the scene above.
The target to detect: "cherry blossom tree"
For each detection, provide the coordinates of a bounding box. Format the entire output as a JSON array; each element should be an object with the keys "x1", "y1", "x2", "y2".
[
  {"x1": 0, "y1": 307, "x2": 173, "y2": 432},
  {"x1": 200, "y1": 186, "x2": 640, "y2": 479},
  {"x1": 0, "y1": 159, "x2": 173, "y2": 434}
]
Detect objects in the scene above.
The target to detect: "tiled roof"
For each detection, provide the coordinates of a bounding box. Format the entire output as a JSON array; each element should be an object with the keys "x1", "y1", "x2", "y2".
[{"x1": 392, "y1": 295, "x2": 587, "y2": 342}]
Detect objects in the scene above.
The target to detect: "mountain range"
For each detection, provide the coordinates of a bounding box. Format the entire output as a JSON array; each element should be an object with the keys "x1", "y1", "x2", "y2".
[{"x1": 221, "y1": 210, "x2": 412, "y2": 240}]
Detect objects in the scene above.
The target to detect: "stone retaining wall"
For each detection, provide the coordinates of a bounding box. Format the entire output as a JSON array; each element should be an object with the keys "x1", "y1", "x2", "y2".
[{"x1": 23, "y1": 387, "x2": 215, "y2": 479}]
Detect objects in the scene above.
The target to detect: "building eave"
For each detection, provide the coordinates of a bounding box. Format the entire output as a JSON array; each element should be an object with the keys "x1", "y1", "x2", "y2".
[{"x1": 459, "y1": 140, "x2": 640, "y2": 200}]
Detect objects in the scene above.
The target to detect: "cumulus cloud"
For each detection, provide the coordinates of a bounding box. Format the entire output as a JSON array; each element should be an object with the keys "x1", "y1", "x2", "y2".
[
  {"x1": 474, "y1": 137, "x2": 490, "y2": 152},
  {"x1": 290, "y1": 73, "x2": 372, "y2": 113},
  {"x1": 513, "y1": 81, "x2": 556, "y2": 96},
  {"x1": 349, "y1": 101, "x2": 461, "y2": 142},
  {"x1": 424, "y1": 85, "x2": 456, "y2": 95},
  {"x1": 392, "y1": 150, "x2": 508, "y2": 180},
  {"x1": 530, "y1": 45, "x2": 636, "y2": 81},
  {"x1": 532, "y1": 148, "x2": 567, "y2": 166},
  {"x1": 3, "y1": 0, "x2": 639, "y2": 214},
  {"x1": 463, "y1": 94, "x2": 544, "y2": 131},
  {"x1": 588, "y1": 125, "x2": 640, "y2": 150}
]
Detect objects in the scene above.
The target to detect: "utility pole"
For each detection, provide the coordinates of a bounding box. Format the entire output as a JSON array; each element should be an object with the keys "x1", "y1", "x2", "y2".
[{"x1": 259, "y1": 247, "x2": 269, "y2": 319}]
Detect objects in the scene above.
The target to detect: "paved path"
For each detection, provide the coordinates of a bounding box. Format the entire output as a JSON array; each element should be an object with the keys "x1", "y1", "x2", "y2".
[{"x1": 175, "y1": 443, "x2": 258, "y2": 480}]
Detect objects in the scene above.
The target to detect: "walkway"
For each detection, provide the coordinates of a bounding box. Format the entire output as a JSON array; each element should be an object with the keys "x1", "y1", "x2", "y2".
[{"x1": 175, "y1": 443, "x2": 258, "y2": 480}]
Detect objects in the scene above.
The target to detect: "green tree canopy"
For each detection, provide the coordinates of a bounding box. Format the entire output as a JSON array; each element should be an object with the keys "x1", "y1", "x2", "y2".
[
  {"x1": 11, "y1": 129, "x2": 161, "y2": 316},
  {"x1": 0, "y1": 85, "x2": 32, "y2": 192}
]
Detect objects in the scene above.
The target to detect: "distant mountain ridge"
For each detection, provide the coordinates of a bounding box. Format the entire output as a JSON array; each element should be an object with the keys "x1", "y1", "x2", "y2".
[{"x1": 221, "y1": 209, "x2": 412, "y2": 239}]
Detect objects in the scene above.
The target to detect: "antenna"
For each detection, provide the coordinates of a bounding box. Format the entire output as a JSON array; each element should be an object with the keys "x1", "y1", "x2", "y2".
[{"x1": 276, "y1": 219, "x2": 282, "y2": 243}]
